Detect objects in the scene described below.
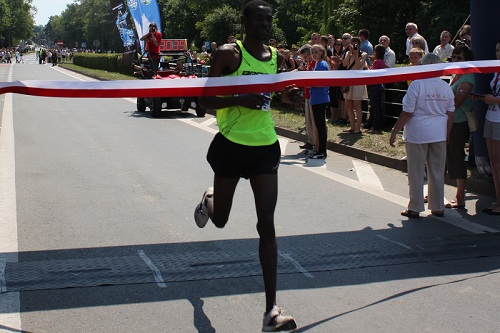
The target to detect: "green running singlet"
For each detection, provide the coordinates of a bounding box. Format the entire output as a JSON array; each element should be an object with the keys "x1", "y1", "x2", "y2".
[{"x1": 216, "y1": 40, "x2": 278, "y2": 146}]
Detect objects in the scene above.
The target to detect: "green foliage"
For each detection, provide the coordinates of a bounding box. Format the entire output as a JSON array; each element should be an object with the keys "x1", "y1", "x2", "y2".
[
  {"x1": 0, "y1": 0, "x2": 35, "y2": 46},
  {"x1": 196, "y1": 5, "x2": 240, "y2": 46},
  {"x1": 24, "y1": 0, "x2": 470, "y2": 62},
  {"x1": 73, "y1": 52, "x2": 131, "y2": 75}
]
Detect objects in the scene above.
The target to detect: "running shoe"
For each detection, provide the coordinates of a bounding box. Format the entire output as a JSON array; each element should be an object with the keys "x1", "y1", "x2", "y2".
[
  {"x1": 194, "y1": 187, "x2": 213, "y2": 228},
  {"x1": 262, "y1": 305, "x2": 297, "y2": 332}
]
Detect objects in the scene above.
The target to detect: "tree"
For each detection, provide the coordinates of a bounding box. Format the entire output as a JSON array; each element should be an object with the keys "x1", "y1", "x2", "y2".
[
  {"x1": 195, "y1": 5, "x2": 240, "y2": 46},
  {"x1": 0, "y1": 0, "x2": 35, "y2": 46}
]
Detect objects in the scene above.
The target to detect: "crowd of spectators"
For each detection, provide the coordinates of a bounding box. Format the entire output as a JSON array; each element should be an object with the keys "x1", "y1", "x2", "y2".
[{"x1": 247, "y1": 23, "x2": 498, "y2": 217}]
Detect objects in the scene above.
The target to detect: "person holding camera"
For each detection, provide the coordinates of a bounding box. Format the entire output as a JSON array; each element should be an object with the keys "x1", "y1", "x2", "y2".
[
  {"x1": 140, "y1": 22, "x2": 162, "y2": 72},
  {"x1": 342, "y1": 36, "x2": 368, "y2": 134}
]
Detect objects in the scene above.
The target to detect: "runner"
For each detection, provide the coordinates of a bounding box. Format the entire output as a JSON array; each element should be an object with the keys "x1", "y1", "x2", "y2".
[{"x1": 195, "y1": 0, "x2": 298, "y2": 331}]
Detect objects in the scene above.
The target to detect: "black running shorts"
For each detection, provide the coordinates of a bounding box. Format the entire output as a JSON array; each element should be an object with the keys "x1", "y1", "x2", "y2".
[{"x1": 207, "y1": 132, "x2": 281, "y2": 179}]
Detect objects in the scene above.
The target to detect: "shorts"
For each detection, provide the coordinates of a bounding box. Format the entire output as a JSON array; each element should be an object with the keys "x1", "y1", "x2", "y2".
[
  {"x1": 484, "y1": 119, "x2": 500, "y2": 141},
  {"x1": 207, "y1": 132, "x2": 281, "y2": 179}
]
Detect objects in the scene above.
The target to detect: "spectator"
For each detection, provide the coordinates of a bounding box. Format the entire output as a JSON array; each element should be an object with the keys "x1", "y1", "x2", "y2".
[
  {"x1": 329, "y1": 39, "x2": 344, "y2": 124},
  {"x1": 446, "y1": 45, "x2": 475, "y2": 209},
  {"x1": 407, "y1": 47, "x2": 426, "y2": 87},
  {"x1": 378, "y1": 35, "x2": 396, "y2": 68},
  {"x1": 200, "y1": 45, "x2": 208, "y2": 58},
  {"x1": 405, "y1": 22, "x2": 429, "y2": 56},
  {"x1": 390, "y1": 53, "x2": 455, "y2": 218},
  {"x1": 320, "y1": 35, "x2": 333, "y2": 62},
  {"x1": 342, "y1": 36, "x2": 368, "y2": 134},
  {"x1": 477, "y1": 41, "x2": 500, "y2": 215},
  {"x1": 209, "y1": 41, "x2": 218, "y2": 63},
  {"x1": 337, "y1": 33, "x2": 353, "y2": 126},
  {"x1": 280, "y1": 49, "x2": 296, "y2": 72},
  {"x1": 227, "y1": 35, "x2": 236, "y2": 43},
  {"x1": 310, "y1": 32, "x2": 321, "y2": 45},
  {"x1": 268, "y1": 38, "x2": 276, "y2": 47},
  {"x1": 365, "y1": 44, "x2": 386, "y2": 133},
  {"x1": 433, "y1": 30, "x2": 454, "y2": 62},
  {"x1": 411, "y1": 36, "x2": 427, "y2": 52},
  {"x1": 308, "y1": 44, "x2": 330, "y2": 159},
  {"x1": 457, "y1": 25, "x2": 471, "y2": 47},
  {"x1": 298, "y1": 44, "x2": 318, "y2": 153},
  {"x1": 358, "y1": 28, "x2": 373, "y2": 65},
  {"x1": 327, "y1": 34, "x2": 335, "y2": 52},
  {"x1": 140, "y1": 22, "x2": 162, "y2": 72}
]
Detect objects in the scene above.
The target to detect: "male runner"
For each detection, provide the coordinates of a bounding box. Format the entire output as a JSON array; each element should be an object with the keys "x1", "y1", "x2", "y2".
[{"x1": 194, "y1": 0, "x2": 298, "y2": 331}]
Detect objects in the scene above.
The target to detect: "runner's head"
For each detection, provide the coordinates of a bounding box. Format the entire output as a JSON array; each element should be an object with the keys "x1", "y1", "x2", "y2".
[{"x1": 241, "y1": 0, "x2": 273, "y2": 41}]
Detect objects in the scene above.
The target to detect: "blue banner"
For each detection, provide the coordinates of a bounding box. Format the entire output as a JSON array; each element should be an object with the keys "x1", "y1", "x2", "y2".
[
  {"x1": 111, "y1": 1, "x2": 137, "y2": 51},
  {"x1": 125, "y1": 0, "x2": 162, "y2": 53}
]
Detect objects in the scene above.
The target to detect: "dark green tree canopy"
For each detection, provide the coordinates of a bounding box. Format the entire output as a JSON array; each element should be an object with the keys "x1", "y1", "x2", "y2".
[{"x1": 18, "y1": 0, "x2": 469, "y2": 58}]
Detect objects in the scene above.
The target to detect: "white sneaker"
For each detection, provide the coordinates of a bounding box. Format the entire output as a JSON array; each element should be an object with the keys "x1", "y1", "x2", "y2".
[
  {"x1": 194, "y1": 187, "x2": 213, "y2": 228},
  {"x1": 262, "y1": 305, "x2": 297, "y2": 332}
]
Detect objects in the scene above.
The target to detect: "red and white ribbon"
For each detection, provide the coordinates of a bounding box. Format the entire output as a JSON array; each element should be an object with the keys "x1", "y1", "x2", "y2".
[{"x1": 1, "y1": 60, "x2": 499, "y2": 98}]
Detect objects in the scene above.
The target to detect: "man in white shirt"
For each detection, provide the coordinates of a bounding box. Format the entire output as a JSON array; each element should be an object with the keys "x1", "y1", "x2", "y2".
[
  {"x1": 433, "y1": 30, "x2": 454, "y2": 62},
  {"x1": 378, "y1": 35, "x2": 396, "y2": 67},
  {"x1": 405, "y1": 22, "x2": 429, "y2": 56}
]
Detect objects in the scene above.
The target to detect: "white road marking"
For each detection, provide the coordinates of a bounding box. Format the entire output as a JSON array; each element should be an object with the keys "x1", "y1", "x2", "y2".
[
  {"x1": 178, "y1": 118, "x2": 218, "y2": 134},
  {"x1": 352, "y1": 160, "x2": 384, "y2": 191},
  {"x1": 279, "y1": 251, "x2": 314, "y2": 278},
  {"x1": 0, "y1": 65, "x2": 21, "y2": 331},
  {"x1": 138, "y1": 250, "x2": 166, "y2": 288},
  {"x1": 278, "y1": 137, "x2": 288, "y2": 153},
  {"x1": 200, "y1": 117, "x2": 217, "y2": 127}
]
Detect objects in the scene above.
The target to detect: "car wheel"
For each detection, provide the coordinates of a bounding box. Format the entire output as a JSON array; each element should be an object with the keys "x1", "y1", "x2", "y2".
[
  {"x1": 137, "y1": 98, "x2": 146, "y2": 112},
  {"x1": 151, "y1": 98, "x2": 162, "y2": 118}
]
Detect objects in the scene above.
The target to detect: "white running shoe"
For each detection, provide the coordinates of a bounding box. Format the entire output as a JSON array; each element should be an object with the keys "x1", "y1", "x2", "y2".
[
  {"x1": 194, "y1": 187, "x2": 213, "y2": 228},
  {"x1": 262, "y1": 305, "x2": 297, "y2": 332}
]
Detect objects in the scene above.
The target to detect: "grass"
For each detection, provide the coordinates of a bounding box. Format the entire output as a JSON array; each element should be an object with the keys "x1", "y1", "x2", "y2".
[
  {"x1": 270, "y1": 105, "x2": 406, "y2": 159},
  {"x1": 60, "y1": 63, "x2": 136, "y2": 81},
  {"x1": 60, "y1": 62, "x2": 407, "y2": 159}
]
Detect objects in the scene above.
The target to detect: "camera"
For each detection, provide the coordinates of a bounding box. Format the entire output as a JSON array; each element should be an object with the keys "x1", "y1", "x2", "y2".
[
  {"x1": 353, "y1": 44, "x2": 358, "y2": 50},
  {"x1": 456, "y1": 39, "x2": 470, "y2": 47}
]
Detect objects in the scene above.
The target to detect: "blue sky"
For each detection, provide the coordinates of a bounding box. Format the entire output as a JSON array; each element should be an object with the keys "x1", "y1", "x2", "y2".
[{"x1": 32, "y1": 0, "x2": 75, "y2": 26}]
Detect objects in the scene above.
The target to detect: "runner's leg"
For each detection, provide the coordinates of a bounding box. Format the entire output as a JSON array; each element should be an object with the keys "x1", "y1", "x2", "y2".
[
  {"x1": 250, "y1": 173, "x2": 278, "y2": 312},
  {"x1": 209, "y1": 176, "x2": 240, "y2": 228}
]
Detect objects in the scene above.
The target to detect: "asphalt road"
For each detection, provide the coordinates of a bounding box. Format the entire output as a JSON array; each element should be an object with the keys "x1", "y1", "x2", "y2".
[{"x1": 0, "y1": 54, "x2": 499, "y2": 333}]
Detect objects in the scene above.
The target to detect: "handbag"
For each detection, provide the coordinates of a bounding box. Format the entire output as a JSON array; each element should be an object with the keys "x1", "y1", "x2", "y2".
[{"x1": 465, "y1": 111, "x2": 478, "y2": 132}]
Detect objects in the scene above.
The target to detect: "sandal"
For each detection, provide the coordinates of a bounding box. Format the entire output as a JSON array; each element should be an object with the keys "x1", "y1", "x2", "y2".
[
  {"x1": 445, "y1": 202, "x2": 465, "y2": 209},
  {"x1": 401, "y1": 209, "x2": 420, "y2": 218}
]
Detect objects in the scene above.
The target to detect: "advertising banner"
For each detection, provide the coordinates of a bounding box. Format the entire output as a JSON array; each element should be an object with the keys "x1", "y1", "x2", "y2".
[
  {"x1": 111, "y1": 0, "x2": 137, "y2": 51},
  {"x1": 125, "y1": 0, "x2": 162, "y2": 53}
]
